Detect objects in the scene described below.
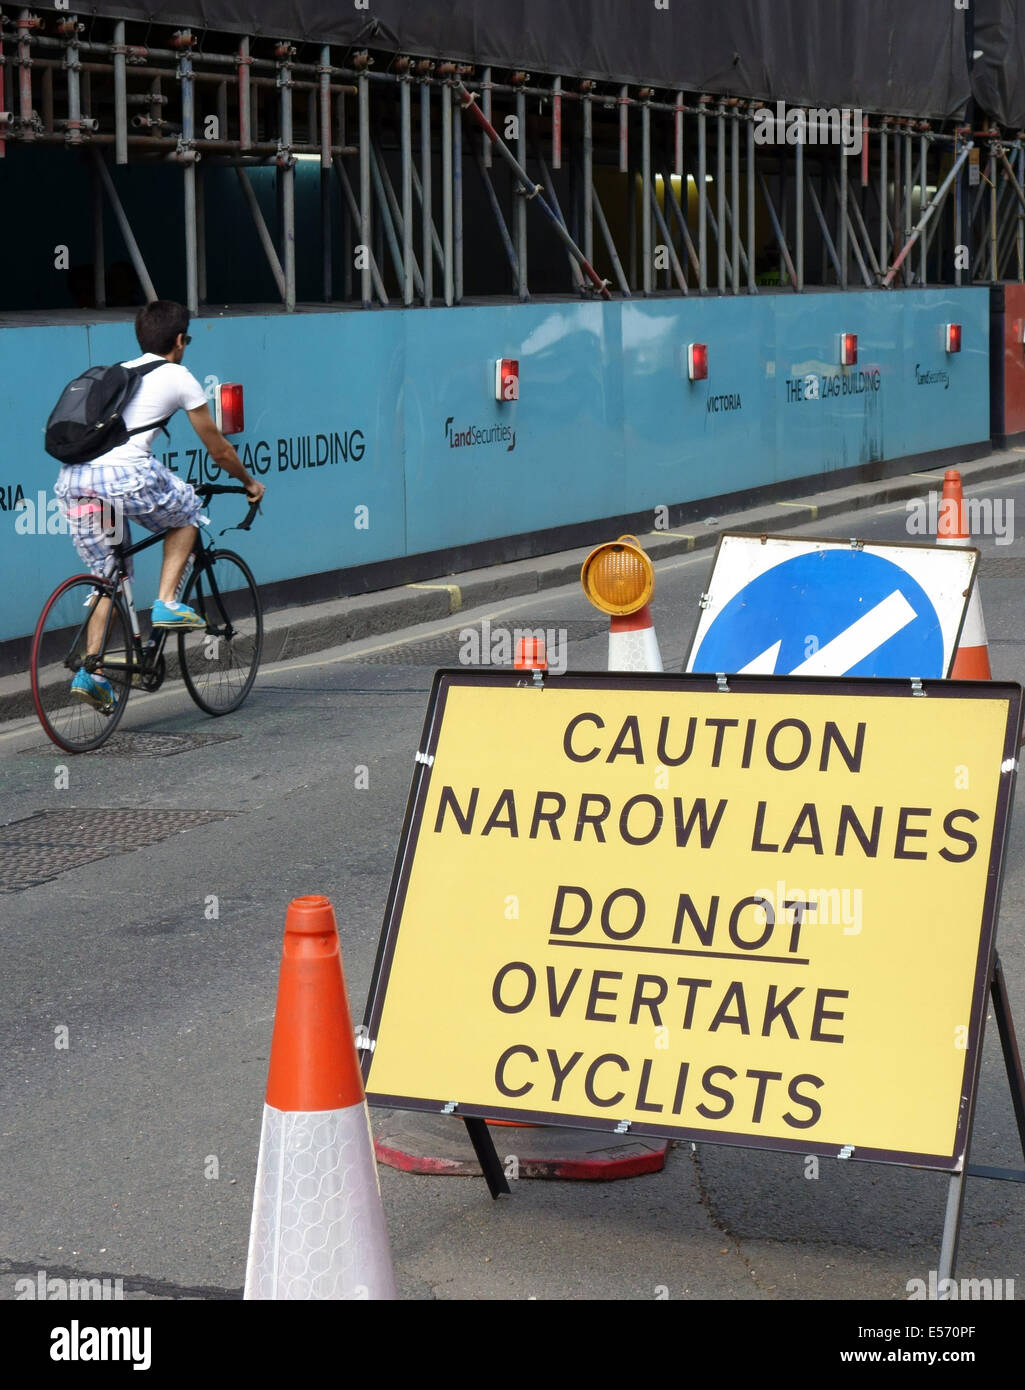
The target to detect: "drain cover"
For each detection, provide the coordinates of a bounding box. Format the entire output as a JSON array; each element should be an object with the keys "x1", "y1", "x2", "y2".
[
  {"x1": 19, "y1": 731, "x2": 240, "y2": 758},
  {"x1": 0, "y1": 807, "x2": 234, "y2": 892}
]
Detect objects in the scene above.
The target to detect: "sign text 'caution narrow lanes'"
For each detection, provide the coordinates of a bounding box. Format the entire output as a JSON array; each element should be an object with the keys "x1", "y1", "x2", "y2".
[{"x1": 363, "y1": 673, "x2": 1021, "y2": 1169}]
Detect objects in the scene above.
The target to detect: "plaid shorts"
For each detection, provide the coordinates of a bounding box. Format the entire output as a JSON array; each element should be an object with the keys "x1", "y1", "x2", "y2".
[{"x1": 54, "y1": 460, "x2": 207, "y2": 580}]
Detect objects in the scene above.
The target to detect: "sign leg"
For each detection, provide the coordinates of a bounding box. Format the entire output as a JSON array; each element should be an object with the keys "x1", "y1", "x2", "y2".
[
  {"x1": 991, "y1": 953, "x2": 1025, "y2": 1163},
  {"x1": 463, "y1": 1117, "x2": 511, "y2": 1199},
  {"x1": 937, "y1": 1170, "x2": 967, "y2": 1288}
]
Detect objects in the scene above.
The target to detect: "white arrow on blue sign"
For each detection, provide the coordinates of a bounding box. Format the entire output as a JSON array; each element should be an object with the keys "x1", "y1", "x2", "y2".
[{"x1": 686, "y1": 535, "x2": 978, "y2": 679}]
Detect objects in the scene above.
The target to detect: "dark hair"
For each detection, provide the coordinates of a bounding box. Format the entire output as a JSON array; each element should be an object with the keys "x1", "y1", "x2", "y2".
[{"x1": 135, "y1": 300, "x2": 190, "y2": 355}]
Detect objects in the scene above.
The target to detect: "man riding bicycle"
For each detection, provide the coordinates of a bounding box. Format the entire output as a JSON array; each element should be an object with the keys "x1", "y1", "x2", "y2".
[{"x1": 54, "y1": 300, "x2": 266, "y2": 711}]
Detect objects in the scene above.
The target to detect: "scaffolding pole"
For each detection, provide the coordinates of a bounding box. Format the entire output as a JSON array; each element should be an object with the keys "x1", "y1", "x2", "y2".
[
  {"x1": 375, "y1": 122, "x2": 424, "y2": 298},
  {"x1": 660, "y1": 160, "x2": 700, "y2": 279},
  {"x1": 112, "y1": 19, "x2": 127, "y2": 163},
  {"x1": 880, "y1": 124, "x2": 888, "y2": 276},
  {"x1": 919, "y1": 132, "x2": 928, "y2": 285},
  {"x1": 358, "y1": 69, "x2": 371, "y2": 308},
  {"x1": 746, "y1": 115, "x2": 756, "y2": 294},
  {"x1": 179, "y1": 46, "x2": 199, "y2": 315},
  {"x1": 730, "y1": 108, "x2": 740, "y2": 293},
  {"x1": 795, "y1": 138, "x2": 805, "y2": 291},
  {"x1": 717, "y1": 106, "x2": 726, "y2": 293},
  {"x1": 829, "y1": 173, "x2": 874, "y2": 287},
  {"x1": 582, "y1": 86, "x2": 593, "y2": 265},
  {"x1": 758, "y1": 170, "x2": 798, "y2": 289},
  {"x1": 538, "y1": 150, "x2": 584, "y2": 290},
  {"x1": 647, "y1": 176, "x2": 687, "y2": 292},
  {"x1": 515, "y1": 85, "x2": 528, "y2": 299},
  {"x1": 453, "y1": 84, "x2": 463, "y2": 303},
  {"x1": 698, "y1": 102, "x2": 708, "y2": 291},
  {"x1": 883, "y1": 144, "x2": 972, "y2": 287},
  {"x1": 92, "y1": 148, "x2": 157, "y2": 301},
  {"x1": 839, "y1": 141, "x2": 849, "y2": 288},
  {"x1": 400, "y1": 73, "x2": 414, "y2": 305},
  {"x1": 238, "y1": 35, "x2": 251, "y2": 150},
  {"x1": 333, "y1": 155, "x2": 388, "y2": 304},
  {"x1": 91, "y1": 154, "x2": 105, "y2": 307},
  {"x1": 420, "y1": 77, "x2": 433, "y2": 306},
  {"x1": 235, "y1": 166, "x2": 287, "y2": 301},
  {"x1": 807, "y1": 178, "x2": 843, "y2": 283},
  {"x1": 475, "y1": 147, "x2": 518, "y2": 284},
  {"x1": 197, "y1": 164, "x2": 207, "y2": 303},
  {"x1": 593, "y1": 183, "x2": 630, "y2": 295},
  {"x1": 641, "y1": 98, "x2": 652, "y2": 294},
  {"x1": 456, "y1": 81, "x2": 609, "y2": 297}
]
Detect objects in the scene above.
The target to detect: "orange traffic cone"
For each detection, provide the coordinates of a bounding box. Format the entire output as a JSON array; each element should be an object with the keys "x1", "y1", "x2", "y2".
[
  {"x1": 244, "y1": 895, "x2": 396, "y2": 1299},
  {"x1": 608, "y1": 604, "x2": 664, "y2": 672},
  {"x1": 937, "y1": 469, "x2": 992, "y2": 679},
  {"x1": 514, "y1": 636, "x2": 546, "y2": 670}
]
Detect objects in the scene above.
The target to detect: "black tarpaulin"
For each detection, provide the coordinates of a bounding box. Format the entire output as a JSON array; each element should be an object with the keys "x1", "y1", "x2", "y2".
[
  {"x1": 972, "y1": 0, "x2": 1025, "y2": 128},
  {"x1": 33, "y1": 1, "x2": 971, "y2": 119}
]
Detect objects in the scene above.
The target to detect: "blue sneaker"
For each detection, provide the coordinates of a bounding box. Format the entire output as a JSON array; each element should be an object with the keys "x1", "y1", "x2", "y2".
[
  {"x1": 70, "y1": 669, "x2": 116, "y2": 713},
  {"x1": 151, "y1": 599, "x2": 206, "y2": 630}
]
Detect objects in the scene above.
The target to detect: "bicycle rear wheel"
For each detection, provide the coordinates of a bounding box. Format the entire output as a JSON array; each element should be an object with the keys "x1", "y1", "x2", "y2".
[
  {"x1": 178, "y1": 549, "x2": 263, "y2": 715},
  {"x1": 30, "y1": 575, "x2": 134, "y2": 752}
]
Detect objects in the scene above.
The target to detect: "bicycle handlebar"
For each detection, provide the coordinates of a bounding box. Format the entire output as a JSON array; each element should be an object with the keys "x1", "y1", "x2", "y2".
[{"x1": 195, "y1": 482, "x2": 261, "y2": 532}]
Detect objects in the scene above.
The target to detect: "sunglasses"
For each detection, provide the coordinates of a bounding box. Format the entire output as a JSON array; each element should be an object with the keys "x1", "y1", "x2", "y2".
[{"x1": 182, "y1": 334, "x2": 192, "y2": 345}]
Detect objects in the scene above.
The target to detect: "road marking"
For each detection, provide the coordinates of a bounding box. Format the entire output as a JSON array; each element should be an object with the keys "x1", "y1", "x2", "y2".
[
  {"x1": 648, "y1": 530, "x2": 695, "y2": 550},
  {"x1": 775, "y1": 501, "x2": 819, "y2": 520},
  {"x1": 405, "y1": 582, "x2": 462, "y2": 612}
]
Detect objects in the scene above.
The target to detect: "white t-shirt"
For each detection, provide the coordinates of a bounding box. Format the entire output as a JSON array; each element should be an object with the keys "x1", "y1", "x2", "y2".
[{"x1": 101, "y1": 352, "x2": 209, "y2": 467}]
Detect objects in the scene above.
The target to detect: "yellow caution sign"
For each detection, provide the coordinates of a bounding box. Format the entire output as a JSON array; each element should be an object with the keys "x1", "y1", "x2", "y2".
[{"x1": 363, "y1": 672, "x2": 1022, "y2": 1169}]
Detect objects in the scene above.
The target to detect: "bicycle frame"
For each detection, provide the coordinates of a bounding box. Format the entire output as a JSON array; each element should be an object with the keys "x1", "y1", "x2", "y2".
[{"x1": 78, "y1": 526, "x2": 232, "y2": 683}]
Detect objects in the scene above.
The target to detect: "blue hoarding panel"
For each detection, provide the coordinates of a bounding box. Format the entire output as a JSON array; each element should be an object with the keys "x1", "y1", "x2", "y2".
[{"x1": 0, "y1": 290, "x2": 991, "y2": 649}]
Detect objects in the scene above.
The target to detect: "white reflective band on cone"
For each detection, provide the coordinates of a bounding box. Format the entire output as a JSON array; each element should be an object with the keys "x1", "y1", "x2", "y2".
[
  {"x1": 608, "y1": 624, "x2": 664, "y2": 673},
  {"x1": 244, "y1": 1101, "x2": 397, "y2": 1300},
  {"x1": 959, "y1": 587, "x2": 988, "y2": 647}
]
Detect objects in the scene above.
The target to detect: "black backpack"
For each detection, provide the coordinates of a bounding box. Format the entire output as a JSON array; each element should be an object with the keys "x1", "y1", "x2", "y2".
[{"x1": 44, "y1": 359, "x2": 174, "y2": 466}]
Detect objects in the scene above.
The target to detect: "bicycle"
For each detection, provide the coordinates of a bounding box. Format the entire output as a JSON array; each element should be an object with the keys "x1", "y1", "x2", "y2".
[{"x1": 30, "y1": 483, "x2": 263, "y2": 753}]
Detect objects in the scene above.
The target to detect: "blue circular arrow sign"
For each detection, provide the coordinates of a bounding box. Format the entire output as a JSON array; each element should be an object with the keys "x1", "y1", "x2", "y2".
[{"x1": 691, "y1": 549, "x2": 944, "y2": 677}]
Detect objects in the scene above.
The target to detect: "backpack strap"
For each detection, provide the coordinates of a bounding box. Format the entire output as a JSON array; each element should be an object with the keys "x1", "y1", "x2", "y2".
[
  {"x1": 131, "y1": 357, "x2": 172, "y2": 377},
  {"x1": 126, "y1": 416, "x2": 174, "y2": 440},
  {"x1": 126, "y1": 358, "x2": 175, "y2": 440}
]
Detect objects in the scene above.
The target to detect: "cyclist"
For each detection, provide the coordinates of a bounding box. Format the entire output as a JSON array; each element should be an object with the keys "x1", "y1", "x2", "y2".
[{"x1": 53, "y1": 300, "x2": 266, "y2": 711}]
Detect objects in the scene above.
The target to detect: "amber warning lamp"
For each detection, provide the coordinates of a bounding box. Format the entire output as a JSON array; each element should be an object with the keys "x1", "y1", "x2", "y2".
[{"x1": 580, "y1": 534, "x2": 655, "y2": 616}]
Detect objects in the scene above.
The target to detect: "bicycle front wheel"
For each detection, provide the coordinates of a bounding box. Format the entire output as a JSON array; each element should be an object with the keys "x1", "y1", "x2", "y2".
[
  {"x1": 178, "y1": 550, "x2": 263, "y2": 715},
  {"x1": 30, "y1": 574, "x2": 134, "y2": 753}
]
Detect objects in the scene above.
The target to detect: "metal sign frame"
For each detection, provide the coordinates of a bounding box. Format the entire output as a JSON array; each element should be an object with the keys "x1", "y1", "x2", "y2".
[{"x1": 361, "y1": 670, "x2": 1025, "y2": 1273}]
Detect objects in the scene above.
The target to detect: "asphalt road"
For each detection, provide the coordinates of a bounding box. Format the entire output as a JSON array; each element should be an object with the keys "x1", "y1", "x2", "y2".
[{"x1": 2, "y1": 470, "x2": 1025, "y2": 1306}]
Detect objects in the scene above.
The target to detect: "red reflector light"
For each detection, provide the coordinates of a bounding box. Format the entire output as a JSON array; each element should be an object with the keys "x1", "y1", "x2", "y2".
[
  {"x1": 495, "y1": 358, "x2": 519, "y2": 401},
  {"x1": 219, "y1": 382, "x2": 245, "y2": 435},
  {"x1": 687, "y1": 343, "x2": 708, "y2": 380},
  {"x1": 945, "y1": 323, "x2": 962, "y2": 353},
  {"x1": 840, "y1": 333, "x2": 858, "y2": 367}
]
